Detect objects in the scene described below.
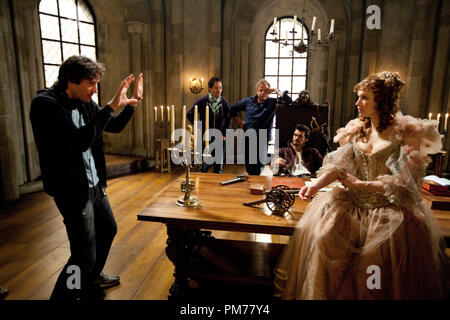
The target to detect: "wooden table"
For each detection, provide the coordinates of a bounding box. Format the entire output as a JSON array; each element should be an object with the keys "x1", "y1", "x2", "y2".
[
  {"x1": 137, "y1": 172, "x2": 450, "y2": 298},
  {"x1": 137, "y1": 172, "x2": 307, "y2": 298}
]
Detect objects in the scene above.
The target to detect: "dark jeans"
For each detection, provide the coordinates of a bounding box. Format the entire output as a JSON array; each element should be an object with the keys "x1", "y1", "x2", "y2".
[
  {"x1": 199, "y1": 140, "x2": 225, "y2": 174},
  {"x1": 50, "y1": 184, "x2": 117, "y2": 300},
  {"x1": 245, "y1": 134, "x2": 267, "y2": 176}
]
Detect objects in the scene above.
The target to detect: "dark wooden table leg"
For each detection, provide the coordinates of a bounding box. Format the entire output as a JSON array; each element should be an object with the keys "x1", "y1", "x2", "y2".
[{"x1": 165, "y1": 224, "x2": 213, "y2": 299}]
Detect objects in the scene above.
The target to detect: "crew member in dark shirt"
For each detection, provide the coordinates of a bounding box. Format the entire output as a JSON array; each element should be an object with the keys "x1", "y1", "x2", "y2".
[
  {"x1": 230, "y1": 78, "x2": 292, "y2": 175},
  {"x1": 30, "y1": 55, "x2": 143, "y2": 300},
  {"x1": 271, "y1": 124, "x2": 323, "y2": 177}
]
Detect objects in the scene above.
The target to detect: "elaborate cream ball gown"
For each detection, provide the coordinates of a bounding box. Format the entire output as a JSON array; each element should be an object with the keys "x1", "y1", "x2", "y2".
[{"x1": 274, "y1": 114, "x2": 449, "y2": 299}]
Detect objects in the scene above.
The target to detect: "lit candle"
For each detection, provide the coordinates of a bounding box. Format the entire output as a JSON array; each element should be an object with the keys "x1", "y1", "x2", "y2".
[
  {"x1": 154, "y1": 106, "x2": 157, "y2": 122},
  {"x1": 318, "y1": 28, "x2": 321, "y2": 42},
  {"x1": 311, "y1": 16, "x2": 316, "y2": 31},
  {"x1": 194, "y1": 105, "x2": 198, "y2": 151},
  {"x1": 330, "y1": 19, "x2": 335, "y2": 34},
  {"x1": 205, "y1": 105, "x2": 209, "y2": 149},
  {"x1": 437, "y1": 113, "x2": 441, "y2": 127},
  {"x1": 171, "y1": 105, "x2": 175, "y2": 144},
  {"x1": 167, "y1": 106, "x2": 170, "y2": 124},
  {"x1": 182, "y1": 105, "x2": 186, "y2": 146},
  {"x1": 428, "y1": 112, "x2": 432, "y2": 120},
  {"x1": 445, "y1": 113, "x2": 449, "y2": 131},
  {"x1": 160, "y1": 105, "x2": 164, "y2": 122}
]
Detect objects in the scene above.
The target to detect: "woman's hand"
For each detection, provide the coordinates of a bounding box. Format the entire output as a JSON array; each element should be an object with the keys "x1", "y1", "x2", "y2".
[{"x1": 298, "y1": 184, "x2": 318, "y2": 201}]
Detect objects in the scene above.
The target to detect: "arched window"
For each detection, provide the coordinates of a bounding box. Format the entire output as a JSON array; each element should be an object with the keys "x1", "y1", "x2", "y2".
[
  {"x1": 38, "y1": 0, "x2": 98, "y2": 101},
  {"x1": 264, "y1": 17, "x2": 308, "y2": 101}
]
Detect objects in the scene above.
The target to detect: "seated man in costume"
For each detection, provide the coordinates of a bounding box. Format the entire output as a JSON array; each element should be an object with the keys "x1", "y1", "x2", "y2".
[{"x1": 271, "y1": 124, "x2": 323, "y2": 177}]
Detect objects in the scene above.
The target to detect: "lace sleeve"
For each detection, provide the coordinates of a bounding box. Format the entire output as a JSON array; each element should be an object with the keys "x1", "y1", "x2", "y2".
[
  {"x1": 316, "y1": 142, "x2": 356, "y2": 178},
  {"x1": 376, "y1": 115, "x2": 442, "y2": 209}
]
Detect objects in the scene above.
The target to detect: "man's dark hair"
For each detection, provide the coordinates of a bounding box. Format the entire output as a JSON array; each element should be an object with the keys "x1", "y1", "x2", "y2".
[
  {"x1": 208, "y1": 77, "x2": 222, "y2": 89},
  {"x1": 55, "y1": 55, "x2": 105, "y2": 90},
  {"x1": 294, "y1": 124, "x2": 310, "y2": 139}
]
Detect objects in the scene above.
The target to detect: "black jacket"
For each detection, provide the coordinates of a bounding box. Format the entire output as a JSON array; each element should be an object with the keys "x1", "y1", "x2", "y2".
[
  {"x1": 30, "y1": 85, "x2": 135, "y2": 208},
  {"x1": 186, "y1": 94, "x2": 232, "y2": 137}
]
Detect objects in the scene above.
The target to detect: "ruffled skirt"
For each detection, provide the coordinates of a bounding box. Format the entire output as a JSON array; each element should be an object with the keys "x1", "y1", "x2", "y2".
[{"x1": 274, "y1": 187, "x2": 449, "y2": 299}]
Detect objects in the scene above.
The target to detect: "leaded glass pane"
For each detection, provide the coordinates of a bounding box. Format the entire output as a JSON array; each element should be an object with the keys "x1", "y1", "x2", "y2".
[
  {"x1": 80, "y1": 45, "x2": 96, "y2": 60},
  {"x1": 78, "y1": 0, "x2": 94, "y2": 23},
  {"x1": 39, "y1": 14, "x2": 60, "y2": 40},
  {"x1": 265, "y1": 41, "x2": 279, "y2": 58},
  {"x1": 279, "y1": 59, "x2": 292, "y2": 75},
  {"x1": 44, "y1": 65, "x2": 59, "y2": 88},
  {"x1": 42, "y1": 40, "x2": 62, "y2": 64},
  {"x1": 39, "y1": 0, "x2": 58, "y2": 15},
  {"x1": 265, "y1": 59, "x2": 278, "y2": 76},
  {"x1": 279, "y1": 43, "x2": 292, "y2": 58},
  {"x1": 278, "y1": 77, "x2": 291, "y2": 93},
  {"x1": 79, "y1": 22, "x2": 95, "y2": 45},
  {"x1": 58, "y1": 0, "x2": 77, "y2": 19},
  {"x1": 61, "y1": 18, "x2": 78, "y2": 43},
  {"x1": 292, "y1": 76, "x2": 306, "y2": 93},
  {"x1": 62, "y1": 42, "x2": 79, "y2": 60},
  {"x1": 293, "y1": 58, "x2": 307, "y2": 75}
]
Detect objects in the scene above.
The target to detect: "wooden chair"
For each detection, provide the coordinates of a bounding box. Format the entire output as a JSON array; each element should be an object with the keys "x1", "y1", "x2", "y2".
[{"x1": 275, "y1": 101, "x2": 331, "y2": 157}]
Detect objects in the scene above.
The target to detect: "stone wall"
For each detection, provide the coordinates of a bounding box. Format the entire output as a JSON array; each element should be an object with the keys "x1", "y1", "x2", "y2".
[{"x1": 0, "y1": 0, "x2": 448, "y2": 201}]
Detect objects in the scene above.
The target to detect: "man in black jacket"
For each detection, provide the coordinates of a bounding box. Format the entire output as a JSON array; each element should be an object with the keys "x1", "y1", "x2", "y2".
[
  {"x1": 186, "y1": 77, "x2": 232, "y2": 173},
  {"x1": 30, "y1": 55, "x2": 143, "y2": 300}
]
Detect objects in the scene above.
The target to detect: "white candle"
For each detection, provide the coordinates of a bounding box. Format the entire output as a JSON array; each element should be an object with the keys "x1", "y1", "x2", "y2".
[
  {"x1": 171, "y1": 105, "x2": 175, "y2": 144},
  {"x1": 273, "y1": 17, "x2": 277, "y2": 27},
  {"x1": 318, "y1": 28, "x2": 321, "y2": 42},
  {"x1": 182, "y1": 105, "x2": 186, "y2": 146},
  {"x1": 437, "y1": 113, "x2": 441, "y2": 127},
  {"x1": 293, "y1": 16, "x2": 297, "y2": 31},
  {"x1": 311, "y1": 16, "x2": 316, "y2": 31},
  {"x1": 154, "y1": 106, "x2": 157, "y2": 122},
  {"x1": 205, "y1": 105, "x2": 209, "y2": 149},
  {"x1": 194, "y1": 105, "x2": 198, "y2": 151},
  {"x1": 167, "y1": 106, "x2": 170, "y2": 124},
  {"x1": 330, "y1": 19, "x2": 335, "y2": 34},
  {"x1": 160, "y1": 105, "x2": 164, "y2": 122},
  {"x1": 445, "y1": 113, "x2": 449, "y2": 131},
  {"x1": 428, "y1": 112, "x2": 432, "y2": 120}
]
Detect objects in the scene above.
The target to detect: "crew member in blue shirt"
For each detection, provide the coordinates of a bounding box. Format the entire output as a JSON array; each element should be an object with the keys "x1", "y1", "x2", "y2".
[{"x1": 230, "y1": 79, "x2": 292, "y2": 175}]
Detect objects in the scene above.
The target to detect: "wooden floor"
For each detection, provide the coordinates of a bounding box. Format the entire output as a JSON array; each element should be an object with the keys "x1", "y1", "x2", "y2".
[
  {"x1": 0, "y1": 163, "x2": 282, "y2": 300},
  {"x1": 1, "y1": 160, "x2": 448, "y2": 300}
]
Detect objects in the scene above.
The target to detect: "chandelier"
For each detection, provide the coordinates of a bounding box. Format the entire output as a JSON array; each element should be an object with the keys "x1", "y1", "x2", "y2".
[{"x1": 270, "y1": 1, "x2": 335, "y2": 54}]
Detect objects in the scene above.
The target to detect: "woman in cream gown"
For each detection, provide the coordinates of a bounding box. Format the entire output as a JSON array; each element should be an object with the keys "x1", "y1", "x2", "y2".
[{"x1": 274, "y1": 71, "x2": 449, "y2": 299}]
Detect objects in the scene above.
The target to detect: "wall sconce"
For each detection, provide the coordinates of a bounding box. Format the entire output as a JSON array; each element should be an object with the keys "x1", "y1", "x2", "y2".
[{"x1": 189, "y1": 77, "x2": 204, "y2": 94}]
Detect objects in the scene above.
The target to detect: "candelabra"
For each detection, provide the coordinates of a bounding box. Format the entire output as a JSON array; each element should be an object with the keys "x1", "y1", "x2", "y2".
[
  {"x1": 270, "y1": 0, "x2": 335, "y2": 55},
  {"x1": 168, "y1": 125, "x2": 211, "y2": 207}
]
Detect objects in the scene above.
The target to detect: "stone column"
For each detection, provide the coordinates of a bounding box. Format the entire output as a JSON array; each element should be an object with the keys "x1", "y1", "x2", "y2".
[
  {"x1": 404, "y1": 0, "x2": 436, "y2": 116},
  {"x1": 239, "y1": 32, "x2": 251, "y2": 97},
  {"x1": 127, "y1": 22, "x2": 146, "y2": 156},
  {"x1": 11, "y1": 0, "x2": 43, "y2": 183},
  {"x1": 0, "y1": 0, "x2": 24, "y2": 201}
]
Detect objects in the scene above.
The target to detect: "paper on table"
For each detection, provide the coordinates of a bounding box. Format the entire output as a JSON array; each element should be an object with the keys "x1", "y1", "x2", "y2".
[{"x1": 424, "y1": 175, "x2": 450, "y2": 186}]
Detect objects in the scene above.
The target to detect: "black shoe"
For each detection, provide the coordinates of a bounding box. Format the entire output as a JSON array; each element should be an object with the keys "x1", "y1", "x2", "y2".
[
  {"x1": 93, "y1": 272, "x2": 120, "y2": 289},
  {"x1": 0, "y1": 287, "x2": 8, "y2": 300}
]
